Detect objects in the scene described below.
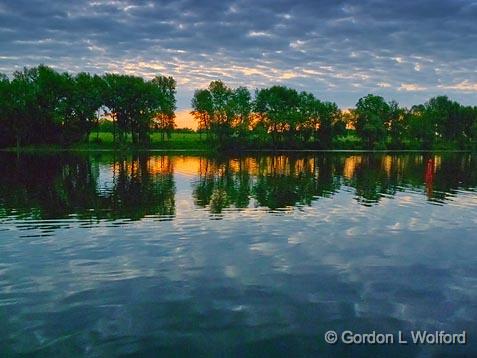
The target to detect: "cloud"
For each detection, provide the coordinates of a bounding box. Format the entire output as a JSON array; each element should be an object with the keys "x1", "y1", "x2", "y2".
[
  {"x1": 439, "y1": 80, "x2": 477, "y2": 92},
  {"x1": 0, "y1": 0, "x2": 476, "y2": 109},
  {"x1": 398, "y1": 83, "x2": 427, "y2": 92}
]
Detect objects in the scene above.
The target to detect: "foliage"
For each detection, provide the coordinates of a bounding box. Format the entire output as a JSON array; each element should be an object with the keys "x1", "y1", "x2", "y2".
[
  {"x1": 0, "y1": 65, "x2": 177, "y2": 148},
  {"x1": 2, "y1": 68, "x2": 477, "y2": 151},
  {"x1": 193, "y1": 81, "x2": 477, "y2": 150},
  {"x1": 152, "y1": 76, "x2": 177, "y2": 140},
  {"x1": 191, "y1": 81, "x2": 252, "y2": 145},
  {"x1": 354, "y1": 94, "x2": 390, "y2": 149}
]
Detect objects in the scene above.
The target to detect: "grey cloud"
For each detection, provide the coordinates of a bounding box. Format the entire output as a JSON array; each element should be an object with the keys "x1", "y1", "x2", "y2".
[{"x1": 0, "y1": 0, "x2": 476, "y2": 109}]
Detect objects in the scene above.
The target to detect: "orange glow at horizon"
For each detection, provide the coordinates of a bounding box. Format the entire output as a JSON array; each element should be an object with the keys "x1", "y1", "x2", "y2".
[{"x1": 175, "y1": 108, "x2": 197, "y2": 130}]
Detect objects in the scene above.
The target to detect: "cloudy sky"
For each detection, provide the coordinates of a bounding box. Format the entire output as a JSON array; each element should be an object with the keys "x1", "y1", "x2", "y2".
[{"x1": 1, "y1": 0, "x2": 476, "y2": 125}]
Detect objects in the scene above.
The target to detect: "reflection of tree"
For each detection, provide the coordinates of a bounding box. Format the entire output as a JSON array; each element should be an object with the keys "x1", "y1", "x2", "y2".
[
  {"x1": 346, "y1": 155, "x2": 400, "y2": 206},
  {"x1": 192, "y1": 155, "x2": 344, "y2": 212},
  {"x1": 253, "y1": 155, "x2": 343, "y2": 208},
  {"x1": 0, "y1": 153, "x2": 176, "y2": 220},
  {"x1": 191, "y1": 153, "x2": 477, "y2": 211},
  {"x1": 254, "y1": 156, "x2": 315, "y2": 209},
  {"x1": 425, "y1": 157, "x2": 435, "y2": 199},
  {"x1": 342, "y1": 154, "x2": 477, "y2": 205},
  {"x1": 0, "y1": 154, "x2": 99, "y2": 219},
  {"x1": 425, "y1": 154, "x2": 477, "y2": 203},
  {"x1": 104, "y1": 155, "x2": 175, "y2": 220},
  {"x1": 193, "y1": 157, "x2": 251, "y2": 214},
  {"x1": 0, "y1": 153, "x2": 475, "y2": 221}
]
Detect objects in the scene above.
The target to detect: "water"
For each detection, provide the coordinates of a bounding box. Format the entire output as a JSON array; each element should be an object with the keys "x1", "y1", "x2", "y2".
[{"x1": 0, "y1": 152, "x2": 476, "y2": 357}]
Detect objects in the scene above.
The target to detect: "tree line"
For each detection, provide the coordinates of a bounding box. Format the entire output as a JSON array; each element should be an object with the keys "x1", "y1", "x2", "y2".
[
  {"x1": 192, "y1": 80, "x2": 477, "y2": 150},
  {"x1": 0, "y1": 65, "x2": 176, "y2": 148},
  {"x1": 1, "y1": 66, "x2": 477, "y2": 150}
]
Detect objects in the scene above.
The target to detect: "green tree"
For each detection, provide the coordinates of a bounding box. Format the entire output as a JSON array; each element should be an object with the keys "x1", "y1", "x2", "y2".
[
  {"x1": 102, "y1": 74, "x2": 162, "y2": 146},
  {"x1": 9, "y1": 65, "x2": 68, "y2": 147},
  {"x1": 192, "y1": 81, "x2": 250, "y2": 146},
  {"x1": 408, "y1": 104, "x2": 436, "y2": 149},
  {"x1": 297, "y1": 91, "x2": 319, "y2": 144},
  {"x1": 254, "y1": 86, "x2": 300, "y2": 147},
  {"x1": 152, "y1": 76, "x2": 177, "y2": 141},
  {"x1": 0, "y1": 74, "x2": 14, "y2": 147},
  {"x1": 209, "y1": 80, "x2": 233, "y2": 143},
  {"x1": 317, "y1": 101, "x2": 341, "y2": 149},
  {"x1": 355, "y1": 94, "x2": 390, "y2": 148},
  {"x1": 191, "y1": 89, "x2": 214, "y2": 139},
  {"x1": 229, "y1": 86, "x2": 252, "y2": 140},
  {"x1": 61, "y1": 72, "x2": 105, "y2": 144},
  {"x1": 387, "y1": 100, "x2": 407, "y2": 149}
]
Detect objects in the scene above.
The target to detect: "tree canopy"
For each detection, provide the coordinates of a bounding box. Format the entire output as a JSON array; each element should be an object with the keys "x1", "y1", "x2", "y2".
[
  {"x1": 1, "y1": 68, "x2": 477, "y2": 151},
  {"x1": 0, "y1": 65, "x2": 177, "y2": 148},
  {"x1": 192, "y1": 81, "x2": 477, "y2": 150}
]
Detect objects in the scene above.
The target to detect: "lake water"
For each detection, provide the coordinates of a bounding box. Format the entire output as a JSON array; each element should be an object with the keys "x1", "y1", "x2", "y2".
[{"x1": 1, "y1": 152, "x2": 476, "y2": 357}]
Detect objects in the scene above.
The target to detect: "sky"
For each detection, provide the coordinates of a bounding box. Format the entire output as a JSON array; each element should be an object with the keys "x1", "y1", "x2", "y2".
[{"x1": 1, "y1": 0, "x2": 476, "y2": 128}]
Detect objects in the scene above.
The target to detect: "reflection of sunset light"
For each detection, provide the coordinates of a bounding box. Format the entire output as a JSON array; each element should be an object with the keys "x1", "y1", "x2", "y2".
[
  {"x1": 173, "y1": 156, "x2": 202, "y2": 177},
  {"x1": 343, "y1": 156, "x2": 361, "y2": 179},
  {"x1": 425, "y1": 158, "x2": 435, "y2": 198},
  {"x1": 433, "y1": 155, "x2": 441, "y2": 173},
  {"x1": 383, "y1": 156, "x2": 392, "y2": 177},
  {"x1": 147, "y1": 157, "x2": 173, "y2": 175}
]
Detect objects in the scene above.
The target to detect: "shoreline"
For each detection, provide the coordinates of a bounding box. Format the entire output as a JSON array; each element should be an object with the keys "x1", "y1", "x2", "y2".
[{"x1": 1, "y1": 147, "x2": 474, "y2": 154}]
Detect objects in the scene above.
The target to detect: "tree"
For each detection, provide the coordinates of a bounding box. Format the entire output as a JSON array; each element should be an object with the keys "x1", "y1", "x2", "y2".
[
  {"x1": 152, "y1": 76, "x2": 176, "y2": 141},
  {"x1": 355, "y1": 94, "x2": 390, "y2": 148},
  {"x1": 191, "y1": 81, "x2": 250, "y2": 146},
  {"x1": 297, "y1": 91, "x2": 320, "y2": 144},
  {"x1": 229, "y1": 86, "x2": 252, "y2": 139},
  {"x1": 471, "y1": 112, "x2": 477, "y2": 150},
  {"x1": 0, "y1": 74, "x2": 14, "y2": 147},
  {"x1": 61, "y1": 72, "x2": 105, "y2": 144},
  {"x1": 426, "y1": 96, "x2": 460, "y2": 141},
  {"x1": 317, "y1": 101, "x2": 341, "y2": 149},
  {"x1": 408, "y1": 104, "x2": 435, "y2": 149},
  {"x1": 0, "y1": 66, "x2": 178, "y2": 149},
  {"x1": 8, "y1": 66, "x2": 69, "y2": 147},
  {"x1": 387, "y1": 100, "x2": 407, "y2": 149},
  {"x1": 208, "y1": 80, "x2": 233, "y2": 143},
  {"x1": 102, "y1": 73, "x2": 131, "y2": 145},
  {"x1": 191, "y1": 89, "x2": 213, "y2": 139},
  {"x1": 254, "y1": 86, "x2": 300, "y2": 147},
  {"x1": 102, "y1": 74, "x2": 161, "y2": 146}
]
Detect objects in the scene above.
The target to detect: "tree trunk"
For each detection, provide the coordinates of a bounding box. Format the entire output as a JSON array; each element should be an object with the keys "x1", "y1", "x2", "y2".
[
  {"x1": 113, "y1": 116, "x2": 117, "y2": 146},
  {"x1": 96, "y1": 117, "x2": 100, "y2": 141}
]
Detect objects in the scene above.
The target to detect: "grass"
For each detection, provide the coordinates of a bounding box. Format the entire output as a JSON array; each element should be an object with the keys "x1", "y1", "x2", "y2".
[
  {"x1": 4, "y1": 131, "x2": 473, "y2": 153},
  {"x1": 75, "y1": 131, "x2": 209, "y2": 151},
  {"x1": 332, "y1": 133, "x2": 361, "y2": 149}
]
